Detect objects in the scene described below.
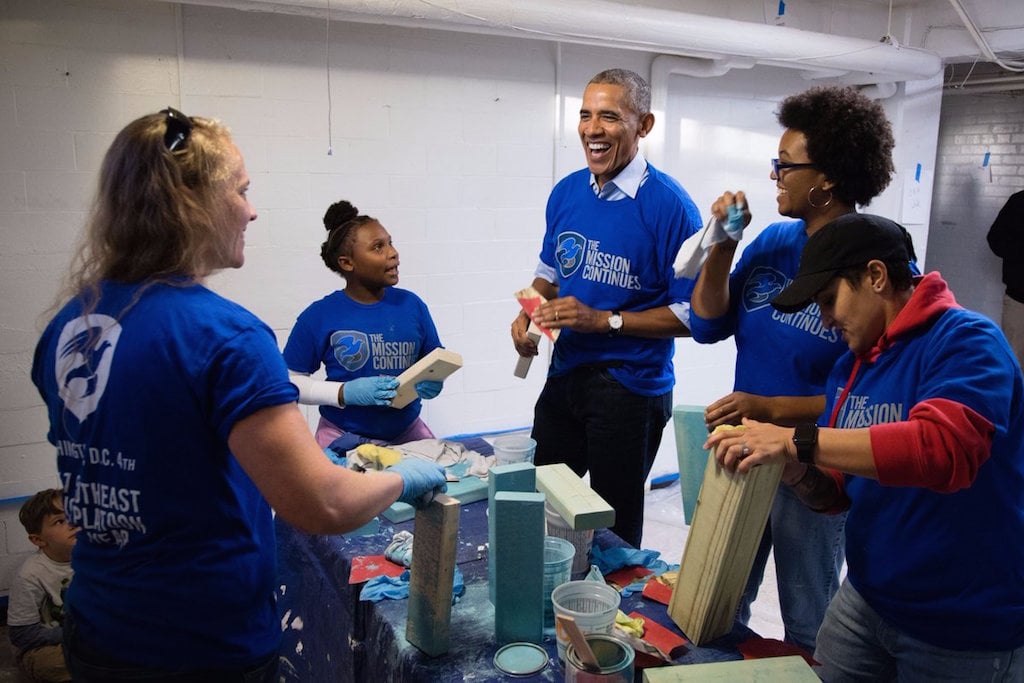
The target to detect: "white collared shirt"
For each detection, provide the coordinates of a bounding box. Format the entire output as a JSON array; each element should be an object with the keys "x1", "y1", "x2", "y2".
[{"x1": 589, "y1": 152, "x2": 649, "y2": 200}]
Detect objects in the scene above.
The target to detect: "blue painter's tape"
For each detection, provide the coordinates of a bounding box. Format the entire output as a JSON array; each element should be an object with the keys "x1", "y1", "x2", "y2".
[
  {"x1": 778, "y1": 0, "x2": 786, "y2": 15},
  {"x1": 983, "y1": 151, "x2": 991, "y2": 167},
  {"x1": 915, "y1": 163, "x2": 921, "y2": 182}
]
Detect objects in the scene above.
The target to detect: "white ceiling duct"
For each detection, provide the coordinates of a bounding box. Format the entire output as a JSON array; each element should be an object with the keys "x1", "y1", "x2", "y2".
[{"x1": 168, "y1": 0, "x2": 943, "y2": 85}]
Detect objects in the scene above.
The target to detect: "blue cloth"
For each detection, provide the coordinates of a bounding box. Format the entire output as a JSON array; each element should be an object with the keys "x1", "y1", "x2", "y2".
[
  {"x1": 589, "y1": 545, "x2": 672, "y2": 597},
  {"x1": 283, "y1": 287, "x2": 442, "y2": 440},
  {"x1": 31, "y1": 281, "x2": 296, "y2": 669},
  {"x1": 360, "y1": 566, "x2": 465, "y2": 603},
  {"x1": 538, "y1": 162, "x2": 702, "y2": 396}
]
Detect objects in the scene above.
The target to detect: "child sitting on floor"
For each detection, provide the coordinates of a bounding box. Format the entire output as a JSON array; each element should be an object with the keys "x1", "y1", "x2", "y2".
[{"x1": 7, "y1": 488, "x2": 78, "y2": 683}]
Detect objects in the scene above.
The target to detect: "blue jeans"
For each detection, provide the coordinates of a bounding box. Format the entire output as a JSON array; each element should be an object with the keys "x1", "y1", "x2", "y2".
[
  {"x1": 816, "y1": 581, "x2": 1024, "y2": 682},
  {"x1": 531, "y1": 365, "x2": 672, "y2": 548},
  {"x1": 736, "y1": 485, "x2": 846, "y2": 653}
]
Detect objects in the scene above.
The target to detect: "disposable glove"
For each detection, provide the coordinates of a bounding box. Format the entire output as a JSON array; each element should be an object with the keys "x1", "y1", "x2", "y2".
[
  {"x1": 343, "y1": 376, "x2": 399, "y2": 406},
  {"x1": 414, "y1": 380, "x2": 443, "y2": 400},
  {"x1": 723, "y1": 201, "x2": 746, "y2": 240},
  {"x1": 388, "y1": 458, "x2": 448, "y2": 508}
]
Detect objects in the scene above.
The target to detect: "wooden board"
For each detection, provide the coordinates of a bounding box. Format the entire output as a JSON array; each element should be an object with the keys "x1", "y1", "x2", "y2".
[
  {"x1": 535, "y1": 463, "x2": 615, "y2": 531},
  {"x1": 406, "y1": 493, "x2": 460, "y2": 657},
  {"x1": 513, "y1": 321, "x2": 543, "y2": 378},
  {"x1": 642, "y1": 655, "x2": 818, "y2": 682},
  {"x1": 391, "y1": 348, "x2": 463, "y2": 409},
  {"x1": 667, "y1": 442, "x2": 782, "y2": 645}
]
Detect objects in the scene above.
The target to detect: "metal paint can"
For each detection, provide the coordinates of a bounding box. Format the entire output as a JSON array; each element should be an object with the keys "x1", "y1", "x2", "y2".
[{"x1": 564, "y1": 633, "x2": 634, "y2": 683}]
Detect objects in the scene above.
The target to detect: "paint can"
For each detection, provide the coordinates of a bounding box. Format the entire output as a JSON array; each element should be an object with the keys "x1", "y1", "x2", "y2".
[
  {"x1": 545, "y1": 502, "x2": 594, "y2": 577},
  {"x1": 564, "y1": 633, "x2": 634, "y2": 682}
]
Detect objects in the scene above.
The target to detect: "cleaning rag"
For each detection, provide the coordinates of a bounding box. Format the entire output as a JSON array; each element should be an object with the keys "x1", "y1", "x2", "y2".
[
  {"x1": 673, "y1": 202, "x2": 746, "y2": 278},
  {"x1": 360, "y1": 566, "x2": 465, "y2": 603}
]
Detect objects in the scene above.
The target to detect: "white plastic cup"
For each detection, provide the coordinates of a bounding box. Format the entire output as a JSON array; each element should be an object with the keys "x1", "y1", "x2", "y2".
[
  {"x1": 493, "y1": 435, "x2": 537, "y2": 465},
  {"x1": 551, "y1": 580, "x2": 621, "y2": 664},
  {"x1": 545, "y1": 502, "x2": 594, "y2": 577},
  {"x1": 542, "y1": 536, "x2": 576, "y2": 628}
]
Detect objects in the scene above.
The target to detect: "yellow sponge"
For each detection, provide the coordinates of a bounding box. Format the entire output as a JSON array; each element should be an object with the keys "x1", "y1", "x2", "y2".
[
  {"x1": 712, "y1": 424, "x2": 747, "y2": 434},
  {"x1": 354, "y1": 443, "x2": 402, "y2": 469}
]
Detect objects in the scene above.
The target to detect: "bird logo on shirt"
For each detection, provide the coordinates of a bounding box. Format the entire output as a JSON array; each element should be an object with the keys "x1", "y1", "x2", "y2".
[
  {"x1": 556, "y1": 232, "x2": 586, "y2": 279},
  {"x1": 743, "y1": 266, "x2": 787, "y2": 312},
  {"x1": 331, "y1": 330, "x2": 370, "y2": 372},
  {"x1": 55, "y1": 314, "x2": 121, "y2": 423}
]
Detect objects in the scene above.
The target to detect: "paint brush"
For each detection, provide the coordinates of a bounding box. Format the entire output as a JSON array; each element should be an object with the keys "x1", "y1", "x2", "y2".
[{"x1": 557, "y1": 614, "x2": 600, "y2": 671}]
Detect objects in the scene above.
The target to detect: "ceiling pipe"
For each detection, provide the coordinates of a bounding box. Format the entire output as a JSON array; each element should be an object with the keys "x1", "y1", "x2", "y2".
[{"x1": 168, "y1": 0, "x2": 943, "y2": 84}]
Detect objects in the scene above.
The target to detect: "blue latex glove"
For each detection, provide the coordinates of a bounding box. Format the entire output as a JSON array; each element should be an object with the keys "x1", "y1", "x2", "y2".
[
  {"x1": 414, "y1": 380, "x2": 443, "y2": 400},
  {"x1": 723, "y1": 201, "x2": 746, "y2": 240},
  {"x1": 388, "y1": 458, "x2": 448, "y2": 507},
  {"x1": 343, "y1": 376, "x2": 399, "y2": 406}
]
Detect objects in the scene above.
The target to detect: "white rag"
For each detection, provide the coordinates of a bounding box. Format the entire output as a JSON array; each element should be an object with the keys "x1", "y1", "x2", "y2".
[{"x1": 673, "y1": 202, "x2": 746, "y2": 279}]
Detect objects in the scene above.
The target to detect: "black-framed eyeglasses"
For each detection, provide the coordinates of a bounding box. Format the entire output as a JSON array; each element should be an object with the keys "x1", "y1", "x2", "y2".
[
  {"x1": 771, "y1": 158, "x2": 816, "y2": 177},
  {"x1": 161, "y1": 107, "x2": 193, "y2": 153}
]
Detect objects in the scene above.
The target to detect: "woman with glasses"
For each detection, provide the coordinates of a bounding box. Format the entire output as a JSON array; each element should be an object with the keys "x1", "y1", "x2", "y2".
[
  {"x1": 689, "y1": 85, "x2": 898, "y2": 654},
  {"x1": 30, "y1": 110, "x2": 446, "y2": 681}
]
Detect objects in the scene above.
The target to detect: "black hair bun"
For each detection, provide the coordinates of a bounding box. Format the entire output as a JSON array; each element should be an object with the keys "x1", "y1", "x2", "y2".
[{"x1": 323, "y1": 200, "x2": 358, "y2": 232}]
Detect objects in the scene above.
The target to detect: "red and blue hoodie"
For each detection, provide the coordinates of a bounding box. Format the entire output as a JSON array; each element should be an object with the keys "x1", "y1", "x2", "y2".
[{"x1": 824, "y1": 272, "x2": 1024, "y2": 651}]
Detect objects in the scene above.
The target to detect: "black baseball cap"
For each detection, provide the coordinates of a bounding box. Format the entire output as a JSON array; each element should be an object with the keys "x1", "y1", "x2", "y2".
[{"x1": 771, "y1": 213, "x2": 916, "y2": 314}]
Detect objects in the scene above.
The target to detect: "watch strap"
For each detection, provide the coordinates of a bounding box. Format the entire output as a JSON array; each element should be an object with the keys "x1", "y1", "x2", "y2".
[{"x1": 793, "y1": 423, "x2": 819, "y2": 464}]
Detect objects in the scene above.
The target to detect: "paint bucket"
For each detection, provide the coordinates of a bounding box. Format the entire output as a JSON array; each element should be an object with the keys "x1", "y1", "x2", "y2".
[
  {"x1": 545, "y1": 502, "x2": 594, "y2": 577},
  {"x1": 493, "y1": 435, "x2": 537, "y2": 465},
  {"x1": 551, "y1": 580, "x2": 620, "y2": 664},
  {"x1": 564, "y1": 633, "x2": 635, "y2": 682},
  {"x1": 542, "y1": 536, "x2": 576, "y2": 628}
]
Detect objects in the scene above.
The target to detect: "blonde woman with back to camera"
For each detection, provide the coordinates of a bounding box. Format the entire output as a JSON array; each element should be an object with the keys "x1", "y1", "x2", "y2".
[{"x1": 31, "y1": 108, "x2": 446, "y2": 681}]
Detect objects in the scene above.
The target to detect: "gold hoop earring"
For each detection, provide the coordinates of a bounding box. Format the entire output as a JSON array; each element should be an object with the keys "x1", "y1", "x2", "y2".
[{"x1": 808, "y1": 186, "x2": 834, "y2": 209}]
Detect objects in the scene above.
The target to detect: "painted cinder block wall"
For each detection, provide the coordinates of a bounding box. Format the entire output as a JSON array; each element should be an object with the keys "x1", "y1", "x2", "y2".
[
  {"x1": 925, "y1": 94, "x2": 1024, "y2": 323},
  {"x1": 0, "y1": 0, "x2": 960, "y2": 595}
]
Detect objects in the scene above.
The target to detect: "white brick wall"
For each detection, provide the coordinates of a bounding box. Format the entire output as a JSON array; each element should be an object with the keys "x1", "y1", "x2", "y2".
[
  {"x1": 0, "y1": 0, "x2": 950, "y2": 593},
  {"x1": 925, "y1": 94, "x2": 1024, "y2": 323}
]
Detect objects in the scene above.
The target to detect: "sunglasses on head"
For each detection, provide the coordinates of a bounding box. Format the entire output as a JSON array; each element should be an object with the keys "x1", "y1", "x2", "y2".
[{"x1": 160, "y1": 107, "x2": 193, "y2": 153}]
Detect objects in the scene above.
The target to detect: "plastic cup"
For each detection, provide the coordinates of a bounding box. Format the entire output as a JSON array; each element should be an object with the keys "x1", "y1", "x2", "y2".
[
  {"x1": 492, "y1": 435, "x2": 537, "y2": 464},
  {"x1": 565, "y1": 633, "x2": 635, "y2": 682},
  {"x1": 551, "y1": 580, "x2": 621, "y2": 663},
  {"x1": 545, "y1": 502, "x2": 594, "y2": 577},
  {"x1": 542, "y1": 536, "x2": 575, "y2": 628}
]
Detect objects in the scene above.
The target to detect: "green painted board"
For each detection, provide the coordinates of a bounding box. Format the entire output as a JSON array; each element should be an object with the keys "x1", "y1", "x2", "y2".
[
  {"x1": 535, "y1": 463, "x2": 615, "y2": 530},
  {"x1": 382, "y1": 475, "x2": 488, "y2": 523},
  {"x1": 642, "y1": 655, "x2": 819, "y2": 682}
]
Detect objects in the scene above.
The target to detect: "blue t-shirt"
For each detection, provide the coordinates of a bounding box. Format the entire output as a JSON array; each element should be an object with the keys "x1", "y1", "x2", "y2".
[
  {"x1": 283, "y1": 287, "x2": 442, "y2": 440},
  {"x1": 31, "y1": 280, "x2": 298, "y2": 669},
  {"x1": 541, "y1": 165, "x2": 701, "y2": 395},
  {"x1": 689, "y1": 220, "x2": 845, "y2": 399}
]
